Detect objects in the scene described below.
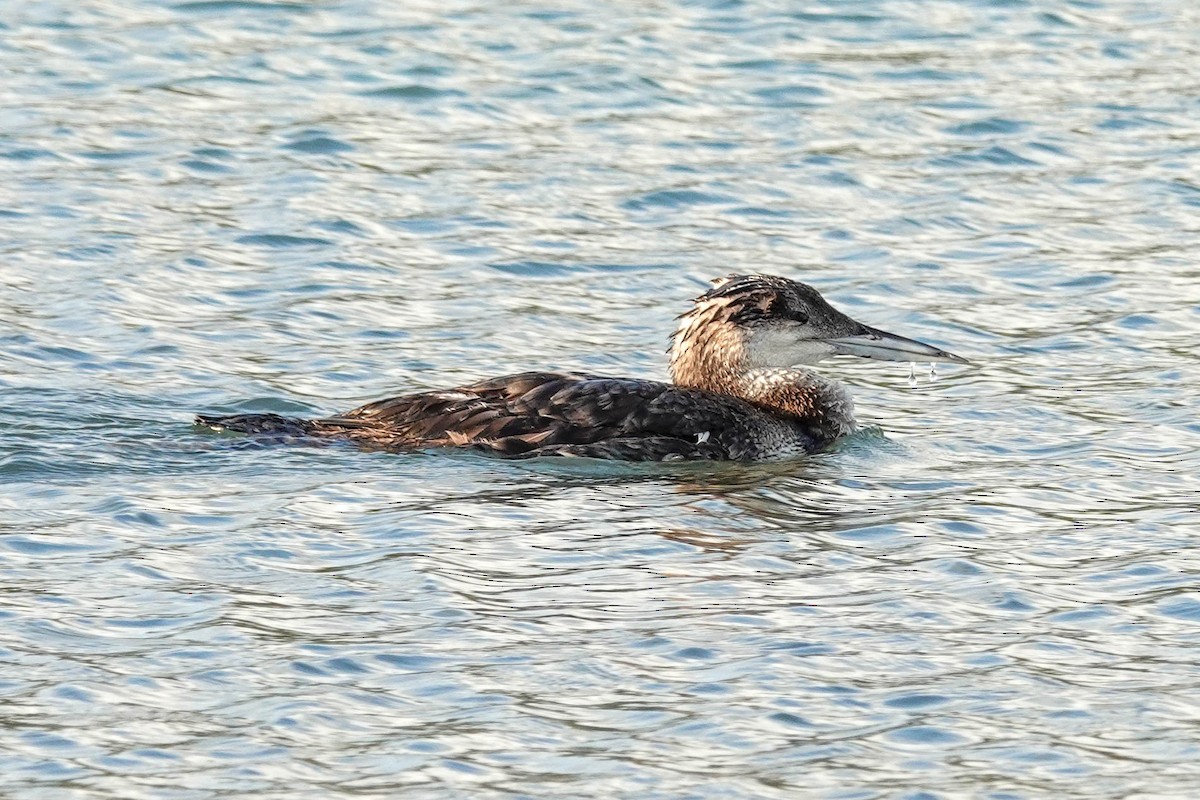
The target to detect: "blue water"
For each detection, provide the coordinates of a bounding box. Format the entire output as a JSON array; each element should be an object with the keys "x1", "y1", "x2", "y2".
[{"x1": 3, "y1": 1, "x2": 1200, "y2": 798}]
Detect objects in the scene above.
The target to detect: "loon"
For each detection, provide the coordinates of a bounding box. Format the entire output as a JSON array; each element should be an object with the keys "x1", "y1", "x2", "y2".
[{"x1": 197, "y1": 274, "x2": 967, "y2": 461}]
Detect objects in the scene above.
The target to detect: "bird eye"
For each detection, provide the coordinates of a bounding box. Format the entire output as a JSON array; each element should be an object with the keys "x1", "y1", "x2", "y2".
[
  {"x1": 767, "y1": 294, "x2": 807, "y2": 325},
  {"x1": 778, "y1": 301, "x2": 808, "y2": 325}
]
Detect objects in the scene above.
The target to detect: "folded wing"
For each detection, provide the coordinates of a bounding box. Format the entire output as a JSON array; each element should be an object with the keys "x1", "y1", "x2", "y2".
[{"x1": 318, "y1": 371, "x2": 746, "y2": 459}]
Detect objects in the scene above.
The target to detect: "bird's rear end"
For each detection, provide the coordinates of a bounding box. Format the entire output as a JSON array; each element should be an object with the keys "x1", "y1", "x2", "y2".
[{"x1": 195, "y1": 413, "x2": 317, "y2": 436}]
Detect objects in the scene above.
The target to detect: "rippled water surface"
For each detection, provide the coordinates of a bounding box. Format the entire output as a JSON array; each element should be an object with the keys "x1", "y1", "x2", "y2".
[{"x1": 3, "y1": 1, "x2": 1200, "y2": 798}]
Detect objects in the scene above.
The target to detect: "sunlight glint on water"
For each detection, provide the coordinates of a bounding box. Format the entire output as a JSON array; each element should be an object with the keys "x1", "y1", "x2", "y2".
[{"x1": 2, "y1": 2, "x2": 1200, "y2": 799}]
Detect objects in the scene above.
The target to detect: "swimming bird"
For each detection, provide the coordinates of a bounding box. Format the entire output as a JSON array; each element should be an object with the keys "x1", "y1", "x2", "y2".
[{"x1": 197, "y1": 274, "x2": 966, "y2": 461}]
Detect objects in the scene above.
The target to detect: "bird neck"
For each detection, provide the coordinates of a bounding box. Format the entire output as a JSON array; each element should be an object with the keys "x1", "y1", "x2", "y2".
[
  {"x1": 729, "y1": 368, "x2": 856, "y2": 438},
  {"x1": 670, "y1": 345, "x2": 856, "y2": 438},
  {"x1": 668, "y1": 311, "x2": 856, "y2": 436},
  {"x1": 668, "y1": 309, "x2": 751, "y2": 394}
]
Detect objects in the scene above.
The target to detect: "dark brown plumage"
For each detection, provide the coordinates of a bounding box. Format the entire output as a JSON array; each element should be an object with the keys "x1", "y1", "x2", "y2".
[
  {"x1": 196, "y1": 372, "x2": 826, "y2": 460},
  {"x1": 197, "y1": 275, "x2": 966, "y2": 462}
]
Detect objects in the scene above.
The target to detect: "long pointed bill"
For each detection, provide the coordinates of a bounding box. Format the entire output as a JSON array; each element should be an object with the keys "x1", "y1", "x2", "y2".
[{"x1": 826, "y1": 324, "x2": 969, "y2": 364}]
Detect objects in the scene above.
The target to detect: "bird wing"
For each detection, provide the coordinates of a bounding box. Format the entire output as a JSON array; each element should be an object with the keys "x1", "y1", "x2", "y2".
[{"x1": 315, "y1": 371, "x2": 751, "y2": 458}]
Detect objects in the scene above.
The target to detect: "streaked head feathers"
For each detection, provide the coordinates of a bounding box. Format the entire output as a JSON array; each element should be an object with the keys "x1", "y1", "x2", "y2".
[{"x1": 670, "y1": 274, "x2": 966, "y2": 391}]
